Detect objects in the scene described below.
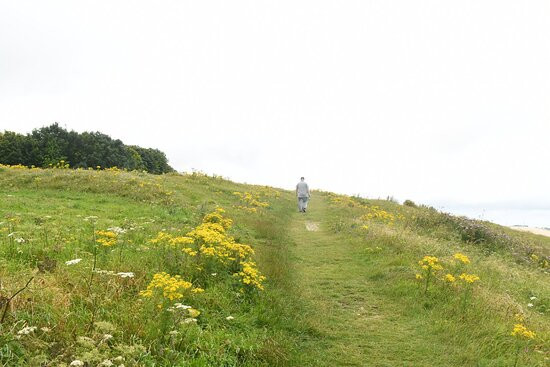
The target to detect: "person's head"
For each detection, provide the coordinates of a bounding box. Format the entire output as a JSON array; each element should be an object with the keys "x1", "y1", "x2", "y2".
[{"x1": 300, "y1": 177, "x2": 305, "y2": 181}]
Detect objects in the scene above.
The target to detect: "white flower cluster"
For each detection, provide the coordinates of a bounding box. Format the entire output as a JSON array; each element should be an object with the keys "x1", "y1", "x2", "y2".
[
  {"x1": 108, "y1": 226, "x2": 127, "y2": 234},
  {"x1": 18, "y1": 326, "x2": 37, "y2": 335},
  {"x1": 167, "y1": 303, "x2": 191, "y2": 312},
  {"x1": 65, "y1": 258, "x2": 82, "y2": 265},
  {"x1": 93, "y1": 269, "x2": 134, "y2": 278}
]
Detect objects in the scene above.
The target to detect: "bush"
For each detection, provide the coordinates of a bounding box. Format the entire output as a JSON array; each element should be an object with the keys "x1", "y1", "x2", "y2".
[{"x1": 411, "y1": 207, "x2": 518, "y2": 252}]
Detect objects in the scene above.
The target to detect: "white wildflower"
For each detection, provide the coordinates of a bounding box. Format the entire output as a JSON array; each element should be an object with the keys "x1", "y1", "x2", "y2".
[
  {"x1": 95, "y1": 269, "x2": 114, "y2": 275},
  {"x1": 40, "y1": 327, "x2": 51, "y2": 332},
  {"x1": 174, "y1": 303, "x2": 192, "y2": 310},
  {"x1": 226, "y1": 316, "x2": 235, "y2": 321},
  {"x1": 99, "y1": 360, "x2": 114, "y2": 367},
  {"x1": 70, "y1": 361, "x2": 84, "y2": 367},
  {"x1": 527, "y1": 303, "x2": 534, "y2": 307},
  {"x1": 116, "y1": 272, "x2": 134, "y2": 278},
  {"x1": 211, "y1": 273, "x2": 217, "y2": 276},
  {"x1": 65, "y1": 258, "x2": 82, "y2": 265},
  {"x1": 530, "y1": 296, "x2": 537, "y2": 300},
  {"x1": 7, "y1": 232, "x2": 15, "y2": 237},
  {"x1": 183, "y1": 318, "x2": 197, "y2": 324},
  {"x1": 102, "y1": 334, "x2": 113, "y2": 341},
  {"x1": 14, "y1": 237, "x2": 25, "y2": 243},
  {"x1": 18, "y1": 326, "x2": 37, "y2": 335},
  {"x1": 108, "y1": 227, "x2": 126, "y2": 234}
]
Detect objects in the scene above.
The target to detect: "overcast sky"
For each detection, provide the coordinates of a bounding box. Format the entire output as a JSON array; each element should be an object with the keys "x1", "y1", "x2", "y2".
[{"x1": 1, "y1": 1, "x2": 549, "y2": 226}]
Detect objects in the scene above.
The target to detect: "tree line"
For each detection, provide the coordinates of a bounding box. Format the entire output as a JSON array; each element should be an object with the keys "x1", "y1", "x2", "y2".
[{"x1": 0, "y1": 124, "x2": 173, "y2": 174}]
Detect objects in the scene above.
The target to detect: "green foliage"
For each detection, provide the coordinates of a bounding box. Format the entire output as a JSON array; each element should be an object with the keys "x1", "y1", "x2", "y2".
[
  {"x1": 0, "y1": 123, "x2": 173, "y2": 174},
  {"x1": 403, "y1": 199, "x2": 417, "y2": 208},
  {"x1": 0, "y1": 168, "x2": 548, "y2": 366},
  {"x1": 410, "y1": 207, "x2": 518, "y2": 251},
  {"x1": 0, "y1": 167, "x2": 301, "y2": 366}
]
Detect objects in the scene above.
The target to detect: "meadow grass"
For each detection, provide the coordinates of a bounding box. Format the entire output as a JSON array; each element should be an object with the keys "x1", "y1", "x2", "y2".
[
  {"x1": 290, "y1": 193, "x2": 549, "y2": 366},
  {"x1": 0, "y1": 166, "x2": 548, "y2": 366},
  {"x1": 0, "y1": 167, "x2": 307, "y2": 366}
]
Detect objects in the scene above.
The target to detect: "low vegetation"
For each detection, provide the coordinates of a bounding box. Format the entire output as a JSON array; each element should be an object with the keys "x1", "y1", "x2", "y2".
[{"x1": 0, "y1": 165, "x2": 548, "y2": 366}]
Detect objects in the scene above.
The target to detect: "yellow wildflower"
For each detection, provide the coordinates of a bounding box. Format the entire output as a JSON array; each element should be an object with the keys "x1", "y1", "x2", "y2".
[
  {"x1": 511, "y1": 324, "x2": 536, "y2": 340},
  {"x1": 453, "y1": 253, "x2": 470, "y2": 264},
  {"x1": 418, "y1": 256, "x2": 443, "y2": 271},
  {"x1": 459, "y1": 273, "x2": 480, "y2": 284},
  {"x1": 95, "y1": 230, "x2": 117, "y2": 247},
  {"x1": 444, "y1": 274, "x2": 456, "y2": 283},
  {"x1": 235, "y1": 261, "x2": 266, "y2": 290},
  {"x1": 139, "y1": 272, "x2": 202, "y2": 301}
]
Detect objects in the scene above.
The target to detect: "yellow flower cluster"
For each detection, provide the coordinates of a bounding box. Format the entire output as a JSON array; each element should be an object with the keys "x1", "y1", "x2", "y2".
[
  {"x1": 360, "y1": 206, "x2": 395, "y2": 224},
  {"x1": 148, "y1": 208, "x2": 266, "y2": 290},
  {"x1": 202, "y1": 208, "x2": 233, "y2": 229},
  {"x1": 458, "y1": 273, "x2": 480, "y2": 284},
  {"x1": 139, "y1": 272, "x2": 204, "y2": 301},
  {"x1": 444, "y1": 274, "x2": 456, "y2": 283},
  {"x1": 95, "y1": 230, "x2": 118, "y2": 247},
  {"x1": 511, "y1": 324, "x2": 536, "y2": 340},
  {"x1": 149, "y1": 211, "x2": 250, "y2": 261},
  {"x1": 0, "y1": 163, "x2": 30, "y2": 169},
  {"x1": 329, "y1": 194, "x2": 366, "y2": 208},
  {"x1": 453, "y1": 253, "x2": 470, "y2": 264},
  {"x1": 150, "y1": 231, "x2": 173, "y2": 245},
  {"x1": 185, "y1": 216, "x2": 254, "y2": 262},
  {"x1": 235, "y1": 261, "x2": 266, "y2": 290},
  {"x1": 418, "y1": 256, "x2": 443, "y2": 271},
  {"x1": 233, "y1": 191, "x2": 269, "y2": 210}
]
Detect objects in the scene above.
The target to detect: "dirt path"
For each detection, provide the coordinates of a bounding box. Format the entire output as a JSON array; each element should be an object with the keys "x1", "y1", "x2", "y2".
[
  {"x1": 287, "y1": 196, "x2": 457, "y2": 366},
  {"x1": 289, "y1": 198, "x2": 383, "y2": 366},
  {"x1": 305, "y1": 221, "x2": 319, "y2": 231}
]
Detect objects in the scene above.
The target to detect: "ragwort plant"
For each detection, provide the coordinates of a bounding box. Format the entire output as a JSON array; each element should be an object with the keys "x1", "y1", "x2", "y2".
[
  {"x1": 415, "y1": 252, "x2": 480, "y2": 311},
  {"x1": 510, "y1": 314, "x2": 537, "y2": 367}
]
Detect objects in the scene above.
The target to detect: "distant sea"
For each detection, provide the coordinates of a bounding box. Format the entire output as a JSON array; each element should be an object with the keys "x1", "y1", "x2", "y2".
[{"x1": 433, "y1": 206, "x2": 550, "y2": 229}]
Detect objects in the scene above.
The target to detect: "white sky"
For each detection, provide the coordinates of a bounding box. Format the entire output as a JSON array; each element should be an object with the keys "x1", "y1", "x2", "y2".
[{"x1": 1, "y1": 1, "x2": 549, "y2": 225}]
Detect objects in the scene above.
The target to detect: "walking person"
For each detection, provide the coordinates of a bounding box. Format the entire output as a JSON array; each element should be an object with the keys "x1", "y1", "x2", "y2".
[{"x1": 296, "y1": 177, "x2": 310, "y2": 213}]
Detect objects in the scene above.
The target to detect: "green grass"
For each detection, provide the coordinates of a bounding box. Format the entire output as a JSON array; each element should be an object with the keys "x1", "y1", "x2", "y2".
[{"x1": 0, "y1": 166, "x2": 549, "y2": 366}]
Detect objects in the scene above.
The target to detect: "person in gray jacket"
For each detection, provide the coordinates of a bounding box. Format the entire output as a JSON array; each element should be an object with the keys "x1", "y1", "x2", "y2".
[{"x1": 296, "y1": 177, "x2": 310, "y2": 213}]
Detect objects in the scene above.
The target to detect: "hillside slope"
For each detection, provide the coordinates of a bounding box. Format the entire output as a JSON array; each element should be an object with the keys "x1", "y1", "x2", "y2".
[{"x1": 0, "y1": 166, "x2": 548, "y2": 366}]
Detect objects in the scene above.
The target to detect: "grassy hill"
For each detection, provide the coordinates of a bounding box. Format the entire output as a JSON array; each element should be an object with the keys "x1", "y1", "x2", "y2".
[{"x1": 0, "y1": 165, "x2": 548, "y2": 366}]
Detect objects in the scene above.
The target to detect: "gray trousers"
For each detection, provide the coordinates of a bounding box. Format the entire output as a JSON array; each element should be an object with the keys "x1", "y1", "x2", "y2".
[{"x1": 298, "y1": 197, "x2": 309, "y2": 211}]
